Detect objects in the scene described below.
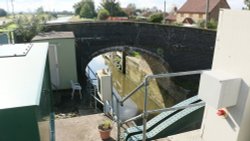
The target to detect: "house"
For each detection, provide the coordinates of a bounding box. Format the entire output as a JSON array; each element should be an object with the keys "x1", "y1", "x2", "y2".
[
  {"x1": 165, "y1": 7, "x2": 177, "y2": 24},
  {"x1": 176, "y1": 0, "x2": 230, "y2": 24}
]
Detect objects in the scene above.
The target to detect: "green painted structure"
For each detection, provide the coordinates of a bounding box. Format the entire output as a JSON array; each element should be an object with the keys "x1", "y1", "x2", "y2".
[
  {"x1": 32, "y1": 32, "x2": 78, "y2": 90},
  {"x1": 0, "y1": 33, "x2": 8, "y2": 44},
  {"x1": 0, "y1": 43, "x2": 54, "y2": 141},
  {"x1": 0, "y1": 31, "x2": 15, "y2": 44}
]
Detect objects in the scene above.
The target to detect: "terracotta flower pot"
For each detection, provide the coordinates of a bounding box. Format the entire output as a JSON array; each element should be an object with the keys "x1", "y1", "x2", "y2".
[{"x1": 99, "y1": 129, "x2": 112, "y2": 140}]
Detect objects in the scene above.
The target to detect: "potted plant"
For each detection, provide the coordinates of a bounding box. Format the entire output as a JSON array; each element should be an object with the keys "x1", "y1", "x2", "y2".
[{"x1": 98, "y1": 119, "x2": 112, "y2": 140}]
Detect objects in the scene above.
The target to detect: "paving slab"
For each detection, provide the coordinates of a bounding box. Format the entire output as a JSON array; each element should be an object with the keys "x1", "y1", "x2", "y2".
[{"x1": 55, "y1": 114, "x2": 117, "y2": 141}]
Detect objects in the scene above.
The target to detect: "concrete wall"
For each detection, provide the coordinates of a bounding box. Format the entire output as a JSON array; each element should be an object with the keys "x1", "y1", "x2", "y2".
[
  {"x1": 201, "y1": 10, "x2": 250, "y2": 141},
  {"x1": 126, "y1": 56, "x2": 166, "y2": 108},
  {"x1": 126, "y1": 55, "x2": 190, "y2": 108}
]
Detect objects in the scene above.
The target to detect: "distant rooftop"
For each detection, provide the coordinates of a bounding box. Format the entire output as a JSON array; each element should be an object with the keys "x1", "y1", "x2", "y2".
[
  {"x1": 178, "y1": 0, "x2": 230, "y2": 13},
  {"x1": 32, "y1": 31, "x2": 75, "y2": 41}
]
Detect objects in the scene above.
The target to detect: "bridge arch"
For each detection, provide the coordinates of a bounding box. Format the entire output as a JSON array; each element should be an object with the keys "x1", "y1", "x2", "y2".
[
  {"x1": 45, "y1": 22, "x2": 216, "y2": 81},
  {"x1": 85, "y1": 45, "x2": 169, "y2": 71}
]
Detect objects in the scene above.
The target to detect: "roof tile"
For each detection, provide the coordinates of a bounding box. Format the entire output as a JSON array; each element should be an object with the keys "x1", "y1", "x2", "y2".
[{"x1": 178, "y1": 0, "x2": 229, "y2": 13}]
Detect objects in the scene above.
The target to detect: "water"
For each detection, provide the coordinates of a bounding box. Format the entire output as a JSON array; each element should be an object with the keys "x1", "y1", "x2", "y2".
[
  {"x1": 87, "y1": 55, "x2": 162, "y2": 121},
  {"x1": 47, "y1": 16, "x2": 72, "y2": 24}
]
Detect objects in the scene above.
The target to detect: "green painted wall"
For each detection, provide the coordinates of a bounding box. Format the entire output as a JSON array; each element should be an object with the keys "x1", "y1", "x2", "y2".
[
  {"x1": 33, "y1": 38, "x2": 78, "y2": 90},
  {"x1": 36, "y1": 59, "x2": 53, "y2": 141},
  {"x1": 0, "y1": 60, "x2": 53, "y2": 141},
  {"x1": 0, "y1": 106, "x2": 40, "y2": 141}
]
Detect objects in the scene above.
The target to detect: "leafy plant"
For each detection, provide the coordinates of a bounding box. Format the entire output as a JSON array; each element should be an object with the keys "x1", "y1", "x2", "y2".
[
  {"x1": 148, "y1": 13, "x2": 163, "y2": 23},
  {"x1": 100, "y1": 0, "x2": 127, "y2": 17},
  {"x1": 197, "y1": 19, "x2": 218, "y2": 29},
  {"x1": 97, "y1": 9, "x2": 110, "y2": 20},
  {"x1": 14, "y1": 15, "x2": 45, "y2": 42},
  {"x1": 245, "y1": 0, "x2": 250, "y2": 9},
  {"x1": 74, "y1": 0, "x2": 96, "y2": 18},
  {"x1": 98, "y1": 120, "x2": 112, "y2": 131}
]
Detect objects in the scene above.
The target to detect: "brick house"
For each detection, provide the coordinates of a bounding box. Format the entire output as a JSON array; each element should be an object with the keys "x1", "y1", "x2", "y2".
[{"x1": 176, "y1": 0, "x2": 230, "y2": 24}]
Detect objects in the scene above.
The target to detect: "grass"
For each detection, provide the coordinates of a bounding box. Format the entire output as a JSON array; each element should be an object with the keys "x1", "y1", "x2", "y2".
[
  {"x1": 0, "y1": 23, "x2": 17, "y2": 32},
  {"x1": 131, "y1": 51, "x2": 141, "y2": 58}
]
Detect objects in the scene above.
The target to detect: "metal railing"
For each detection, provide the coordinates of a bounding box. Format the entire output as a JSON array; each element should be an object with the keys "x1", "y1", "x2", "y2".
[
  {"x1": 85, "y1": 66, "x2": 208, "y2": 141},
  {"x1": 86, "y1": 66, "x2": 103, "y2": 112},
  {"x1": 112, "y1": 69, "x2": 208, "y2": 141}
]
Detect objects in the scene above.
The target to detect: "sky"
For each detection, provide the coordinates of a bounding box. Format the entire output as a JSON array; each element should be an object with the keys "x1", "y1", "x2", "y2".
[{"x1": 0, "y1": 0, "x2": 245, "y2": 13}]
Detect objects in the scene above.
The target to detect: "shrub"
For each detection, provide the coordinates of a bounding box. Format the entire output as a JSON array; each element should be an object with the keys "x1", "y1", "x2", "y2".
[
  {"x1": 197, "y1": 19, "x2": 217, "y2": 29},
  {"x1": 97, "y1": 9, "x2": 110, "y2": 20},
  {"x1": 148, "y1": 13, "x2": 163, "y2": 23},
  {"x1": 0, "y1": 8, "x2": 7, "y2": 17},
  {"x1": 98, "y1": 120, "x2": 112, "y2": 131}
]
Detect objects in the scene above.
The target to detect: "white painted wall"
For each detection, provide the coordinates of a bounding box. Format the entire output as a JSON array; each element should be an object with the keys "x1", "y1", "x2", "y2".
[
  {"x1": 201, "y1": 9, "x2": 250, "y2": 141},
  {"x1": 176, "y1": 13, "x2": 205, "y2": 23}
]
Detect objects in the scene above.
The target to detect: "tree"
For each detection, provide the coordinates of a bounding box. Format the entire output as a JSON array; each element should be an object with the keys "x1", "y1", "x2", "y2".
[
  {"x1": 148, "y1": 13, "x2": 163, "y2": 23},
  {"x1": 73, "y1": 2, "x2": 82, "y2": 15},
  {"x1": 36, "y1": 6, "x2": 44, "y2": 14},
  {"x1": 0, "y1": 8, "x2": 7, "y2": 17},
  {"x1": 100, "y1": 0, "x2": 127, "y2": 17},
  {"x1": 97, "y1": 9, "x2": 110, "y2": 20},
  {"x1": 73, "y1": 0, "x2": 96, "y2": 18},
  {"x1": 15, "y1": 15, "x2": 45, "y2": 42},
  {"x1": 80, "y1": 1, "x2": 96, "y2": 18},
  {"x1": 245, "y1": 0, "x2": 250, "y2": 9},
  {"x1": 124, "y1": 3, "x2": 136, "y2": 18}
]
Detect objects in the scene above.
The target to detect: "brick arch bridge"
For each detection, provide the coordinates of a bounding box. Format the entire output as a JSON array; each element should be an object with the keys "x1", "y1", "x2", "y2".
[{"x1": 45, "y1": 22, "x2": 216, "y2": 81}]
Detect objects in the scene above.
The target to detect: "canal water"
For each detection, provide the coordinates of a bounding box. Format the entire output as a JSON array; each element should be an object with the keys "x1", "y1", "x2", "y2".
[{"x1": 86, "y1": 54, "x2": 162, "y2": 121}]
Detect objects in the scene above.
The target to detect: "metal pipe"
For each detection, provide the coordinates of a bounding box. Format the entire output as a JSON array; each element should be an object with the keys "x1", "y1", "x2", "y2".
[
  {"x1": 113, "y1": 91, "x2": 121, "y2": 101},
  {"x1": 87, "y1": 65, "x2": 97, "y2": 77},
  {"x1": 146, "y1": 70, "x2": 207, "y2": 80},
  {"x1": 50, "y1": 112, "x2": 55, "y2": 141},
  {"x1": 110, "y1": 76, "x2": 115, "y2": 117},
  {"x1": 142, "y1": 78, "x2": 149, "y2": 141},
  {"x1": 87, "y1": 66, "x2": 90, "y2": 77},
  {"x1": 121, "y1": 82, "x2": 144, "y2": 104},
  {"x1": 90, "y1": 94, "x2": 104, "y2": 105},
  {"x1": 116, "y1": 99, "x2": 121, "y2": 141},
  {"x1": 121, "y1": 113, "x2": 143, "y2": 124},
  {"x1": 94, "y1": 87, "x2": 98, "y2": 112},
  {"x1": 147, "y1": 102, "x2": 205, "y2": 114}
]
